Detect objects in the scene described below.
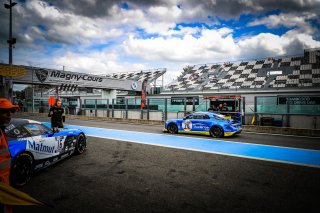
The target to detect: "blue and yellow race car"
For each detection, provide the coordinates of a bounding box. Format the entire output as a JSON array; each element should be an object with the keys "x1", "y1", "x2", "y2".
[
  {"x1": 6, "y1": 118, "x2": 86, "y2": 186},
  {"x1": 164, "y1": 112, "x2": 242, "y2": 137}
]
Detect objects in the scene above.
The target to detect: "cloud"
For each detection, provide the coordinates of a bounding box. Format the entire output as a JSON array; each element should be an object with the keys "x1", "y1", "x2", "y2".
[
  {"x1": 42, "y1": 0, "x2": 320, "y2": 20},
  {"x1": 53, "y1": 51, "x2": 147, "y2": 75},
  {"x1": 124, "y1": 25, "x2": 320, "y2": 64},
  {"x1": 248, "y1": 12, "x2": 317, "y2": 30},
  {"x1": 180, "y1": 0, "x2": 320, "y2": 19},
  {"x1": 123, "y1": 28, "x2": 239, "y2": 63}
]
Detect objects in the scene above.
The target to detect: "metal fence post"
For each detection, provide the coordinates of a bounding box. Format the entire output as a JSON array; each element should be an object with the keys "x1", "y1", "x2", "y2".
[
  {"x1": 112, "y1": 99, "x2": 115, "y2": 118},
  {"x1": 286, "y1": 98, "x2": 290, "y2": 127},
  {"x1": 254, "y1": 96, "x2": 257, "y2": 125},
  {"x1": 125, "y1": 99, "x2": 128, "y2": 119},
  {"x1": 79, "y1": 98, "x2": 82, "y2": 115},
  {"x1": 184, "y1": 97, "x2": 187, "y2": 116},
  {"x1": 147, "y1": 99, "x2": 150, "y2": 120},
  {"x1": 164, "y1": 98, "x2": 168, "y2": 121},
  {"x1": 94, "y1": 99, "x2": 97, "y2": 117},
  {"x1": 107, "y1": 99, "x2": 109, "y2": 117},
  {"x1": 192, "y1": 97, "x2": 195, "y2": 112},
  {"x1": 140, "y1": 108, "x2": 143, "y2": 120},
  {"x1": 242, "y1": 96, "x2": 246, "y2": 124}
]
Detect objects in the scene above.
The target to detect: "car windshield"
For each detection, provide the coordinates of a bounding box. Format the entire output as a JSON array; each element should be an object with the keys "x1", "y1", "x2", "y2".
[
  {"x1": 24, "y1": 123, "x2": 52, "y2": 136},
  {"x1": 213, "y1": 114, "x2": 226, "y2": 120}
]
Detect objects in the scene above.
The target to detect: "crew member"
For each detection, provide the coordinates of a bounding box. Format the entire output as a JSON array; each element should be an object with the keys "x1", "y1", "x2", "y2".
[
  {"x1": 208, "y1": 105, "x2": 216, "y2": 112},
  {"x1": 221, "y1": 103, "x2": 229, "y2": 112},
  {"x1": 0, "y1": 98, "x2": 19, "y2": 213},
  {"x1": 48, "y1": 99, "x2": 65, "y2": 131}
]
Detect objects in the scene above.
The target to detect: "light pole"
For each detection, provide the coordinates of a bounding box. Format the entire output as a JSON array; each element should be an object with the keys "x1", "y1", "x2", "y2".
[{"x1": 4, "y1": 0, "x2": 17, "y2": 101}]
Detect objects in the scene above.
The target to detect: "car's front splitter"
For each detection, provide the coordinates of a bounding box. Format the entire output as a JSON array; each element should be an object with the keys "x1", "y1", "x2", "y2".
[{"x1": 224, "y1": 129, "x2": 242, "y2": 137}]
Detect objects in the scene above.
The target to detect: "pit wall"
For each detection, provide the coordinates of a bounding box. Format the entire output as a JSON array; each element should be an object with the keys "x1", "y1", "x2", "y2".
[{"x1": 15, "y1": 112, "x2": 320, "y2": 137}]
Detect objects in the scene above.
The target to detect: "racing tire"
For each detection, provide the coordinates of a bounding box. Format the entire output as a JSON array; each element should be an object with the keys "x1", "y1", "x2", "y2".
[
  {"x1": 75, "y1": 134, "x2": 86, "y2": 155},
  {"x1": 167, "y1": 123, "x2": 178, "y2": 134},
  {"x1": 210, "y1": 126, "x2": 224, "y2": 138},
  {"x1": 10, "y1": 152, "x2": 34, "y2": 187}
]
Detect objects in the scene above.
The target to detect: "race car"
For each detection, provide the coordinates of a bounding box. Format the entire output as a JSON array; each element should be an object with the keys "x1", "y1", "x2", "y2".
[
  {"x1": 5, "y1": 118, "x2": 86, "y2": 187},
  {"x1": 164, "y1": 111, "x2": 242, "y2": 137}
]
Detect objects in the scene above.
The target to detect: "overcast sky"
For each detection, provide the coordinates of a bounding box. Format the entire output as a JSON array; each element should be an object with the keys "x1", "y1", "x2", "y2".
[{"x1": 1, "y1": 0, "x2": 320, "y2": 84}]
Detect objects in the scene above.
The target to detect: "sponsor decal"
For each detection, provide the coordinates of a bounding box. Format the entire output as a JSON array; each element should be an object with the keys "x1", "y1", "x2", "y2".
[
  {"x1": 193, "y1": 123, "x2": 209, "y2": 131},
  {"x1": 44, "y1": 161, "x2": 50, "y2": 167},
  {"x1": 0, "y1": 64, "x2": 26, "y2": 76},
  {"x1": 13, "y1": 129, "x2": 20, "y2": 135},
  {"x1": 34, "y1": 163, "x2": 43, "y2": 170},
  {"x1": 55, "y1": 136, "x2": 64, "y2": 152},
  {"x1": 171, "y1": 97, "x2": 199, "y2": 105},
  {"x1": 131, "y1": 81, "x2": 138, "y2": 90},
  {"x1": 28, "y1": 141, "x2": 55, "y2": 154},
  {"x1": 50, "y1": 71, "x2": 103, "y2": 82},
  {"x1": 52, "y1": 157, "x2": 59, "y2": 162},
  {"x1": 61, "y1": 153, "x2": 69, "y2": 159},
  {"x1": 5, "y1": 124, "x2": 15, "y2": 132},
  {"x1": 182, "y1": 120, "x2": 192, "y2": 131},
  {"x1": 59, "y1": 84, "x2": 78, "y2": 92},
  {"x1": 35, "y1": 69, "x2": 49, "y2": 83}
]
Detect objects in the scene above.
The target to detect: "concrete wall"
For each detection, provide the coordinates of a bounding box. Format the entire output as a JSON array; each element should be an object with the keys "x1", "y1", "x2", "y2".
[
  {"x1": 128, "y1": 111, "x2": 140, "y2": 119},
  {"x1": 149, "y1": 111, "x2": 163, "y2": 121},
  {"x1": 290, "y1": 116, "x2": 319, "y2": 129},
  {"x1": 114, "y1": 110, "x2": 124, "y2": 119}
]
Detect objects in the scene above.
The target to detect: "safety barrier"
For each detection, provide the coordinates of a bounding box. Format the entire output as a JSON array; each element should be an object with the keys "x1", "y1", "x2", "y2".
[{"x1": 15, "y1": 112, "x2": 320, "y2": 137}]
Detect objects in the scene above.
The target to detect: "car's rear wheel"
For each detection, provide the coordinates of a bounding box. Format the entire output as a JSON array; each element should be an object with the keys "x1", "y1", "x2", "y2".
[
  {"x1": 210, "y1": 126, "x2": 224, "y2": 138},
  {"x1": 10, "y1": 152, "x2": 34, "y2": 187},
  {"x1": 167, "y1": 123, "x2": 178, "y2": 134},
  {"x1": 75, "y1": 134, "x2": 86, "y2": 154}
]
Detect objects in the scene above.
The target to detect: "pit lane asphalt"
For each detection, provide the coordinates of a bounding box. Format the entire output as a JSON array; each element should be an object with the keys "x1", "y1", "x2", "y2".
[
  {"x1": 17, "y1": 115, "x2": 320, "y2": 150},
  {"x1": 14, "y1": 116, "x2": 320, "y2": 213}
]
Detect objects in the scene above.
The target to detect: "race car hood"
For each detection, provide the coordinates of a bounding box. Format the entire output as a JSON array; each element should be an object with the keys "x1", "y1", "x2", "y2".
[{"x1": 54, "y1": 128, "x2": 84, "y2": 137}]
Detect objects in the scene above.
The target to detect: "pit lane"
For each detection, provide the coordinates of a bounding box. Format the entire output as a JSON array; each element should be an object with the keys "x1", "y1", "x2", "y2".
[{"x1": 14, "y1": 117, "x2": 320, "y2": 212}]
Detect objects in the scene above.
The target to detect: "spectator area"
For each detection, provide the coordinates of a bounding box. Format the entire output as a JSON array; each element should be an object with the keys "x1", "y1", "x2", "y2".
[
  {"x1": 106, "y1": 68, "x2": 166, "y2": 83},
  {"x1": 163, "y1": 48, "x2": 320, "y2": 92}
]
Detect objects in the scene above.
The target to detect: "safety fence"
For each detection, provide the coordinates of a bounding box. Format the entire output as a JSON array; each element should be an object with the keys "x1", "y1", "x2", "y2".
[{"x1": 21, "y1": 97, "x2": 320, "y2": 129}]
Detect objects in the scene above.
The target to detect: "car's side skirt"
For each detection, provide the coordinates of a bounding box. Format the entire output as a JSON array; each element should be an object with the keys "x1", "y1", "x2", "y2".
[
  {"x1": 178, "y1": 130, "x2": 210, "y2": 136},
  {"x1": 33, "y1": 149, "x2": 75, "y2": 171}
]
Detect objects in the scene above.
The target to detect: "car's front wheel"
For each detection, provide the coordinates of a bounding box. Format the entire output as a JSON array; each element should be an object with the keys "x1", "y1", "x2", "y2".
[
  {"x1": 10, "y1": 152, "x2": 34, "y2": 187},
  {"x1": 75, "y1": 134, "x2": 86, "y2": 154},
  {"x1": 210, "y1": 126, "x2": 224, "y2": 138},
  {"x1": 167, "y1": 123, "x2": 178, "y2": 134}
]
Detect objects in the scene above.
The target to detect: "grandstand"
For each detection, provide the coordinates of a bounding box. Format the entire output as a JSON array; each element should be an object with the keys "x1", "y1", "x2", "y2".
[
  {"x1": 162, "y1": 48, "x2": 320, "y2": 93},
  {"x1": 106, "y1": 68, "x2": 166, "y2": 83}
]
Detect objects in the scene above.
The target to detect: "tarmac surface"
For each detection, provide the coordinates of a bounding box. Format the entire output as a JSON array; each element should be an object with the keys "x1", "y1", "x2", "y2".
[{"x1": 13, "y1": 116, "x2": 320, "y2": 213}]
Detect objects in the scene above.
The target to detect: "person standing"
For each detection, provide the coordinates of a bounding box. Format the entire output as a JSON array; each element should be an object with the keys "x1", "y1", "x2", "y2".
[
  {"x1": 48, "y1": 99, "x2": 65, "y2": 131},
  {"x1": 208, "y1": 105, "x2": 216, "y2": 112},
  {"x1": 221, "y1": 103, "x2": 229, "y2": 112},
  {"x1": 0, "y1": 98, "x2": 19, "y2": 213}
]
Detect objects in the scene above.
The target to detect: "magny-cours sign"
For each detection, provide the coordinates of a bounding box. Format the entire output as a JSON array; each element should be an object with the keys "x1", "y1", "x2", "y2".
[{"x1": 7, "y1": 64, "x2": 142, "y2": 91}]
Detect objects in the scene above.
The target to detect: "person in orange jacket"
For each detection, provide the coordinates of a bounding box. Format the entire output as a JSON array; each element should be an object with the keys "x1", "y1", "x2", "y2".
[{"x1": 0, "y1": 98, "x2": 19, "y2": 213}]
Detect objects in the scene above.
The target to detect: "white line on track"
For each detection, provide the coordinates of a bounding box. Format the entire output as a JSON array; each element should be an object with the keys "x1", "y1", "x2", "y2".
[{"x1": 66, "y1": 123, "x2": 320, "y2": 152}]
